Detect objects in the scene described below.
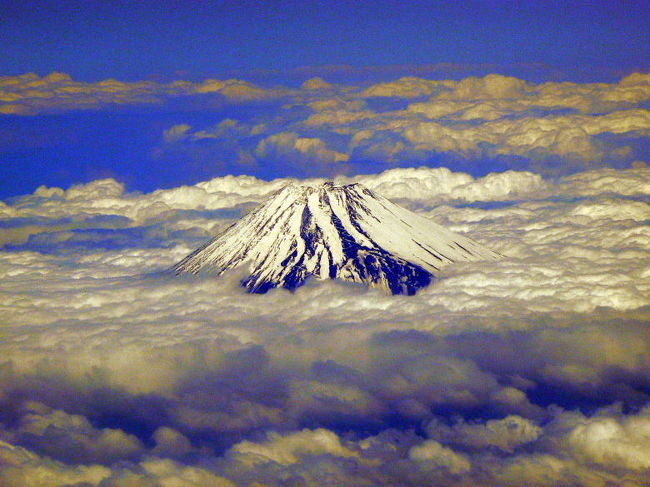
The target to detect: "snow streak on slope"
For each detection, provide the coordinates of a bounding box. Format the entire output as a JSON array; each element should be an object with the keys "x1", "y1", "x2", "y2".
[{"x1": 173, "y1": 182, "x2": 500, "y2": 294}]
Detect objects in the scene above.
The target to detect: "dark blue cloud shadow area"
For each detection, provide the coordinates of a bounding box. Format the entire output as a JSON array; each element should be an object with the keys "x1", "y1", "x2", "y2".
[{"x1": 1, "y1": 306, "x2": 647, "y2": 461}]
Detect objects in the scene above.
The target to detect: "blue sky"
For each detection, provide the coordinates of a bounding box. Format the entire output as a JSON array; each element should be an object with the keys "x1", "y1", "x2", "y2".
[
  {"x1": 2, "y1": 0, "x2": 649, "y2": 82},
  {"x1": 1, "y1": 0, "x2": 649, "y2": 199}
]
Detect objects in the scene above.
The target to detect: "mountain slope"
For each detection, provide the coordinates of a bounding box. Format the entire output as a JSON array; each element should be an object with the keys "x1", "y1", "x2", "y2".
[{"x1": 173, "y1": 182, "x2": 500, "y2": 294}]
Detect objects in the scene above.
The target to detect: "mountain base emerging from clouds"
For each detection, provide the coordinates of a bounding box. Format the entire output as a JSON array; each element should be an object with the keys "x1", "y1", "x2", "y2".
[{"x1": 173, "y1": 181, "x2": 500, "y2": 294}]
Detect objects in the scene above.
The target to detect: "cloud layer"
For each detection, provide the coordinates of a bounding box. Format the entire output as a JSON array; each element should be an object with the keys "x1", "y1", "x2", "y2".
[
  {"x1": 166, "y1": 72, "x2": 650, "y2": 175},
  {"x1": 0, "y1": 72, "x2": 284, "y2": 115},
  {"x1": 2, "y1": 72, "x2": 649, "y2": 177},
  {"x1": 0, "y1": 166, "x2": 649, "y2": 486}
]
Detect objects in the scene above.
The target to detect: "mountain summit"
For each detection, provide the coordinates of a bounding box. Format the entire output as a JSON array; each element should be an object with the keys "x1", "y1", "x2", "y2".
[{"x1": 173, "y1": 182, "x2": 500, "y2": 294}]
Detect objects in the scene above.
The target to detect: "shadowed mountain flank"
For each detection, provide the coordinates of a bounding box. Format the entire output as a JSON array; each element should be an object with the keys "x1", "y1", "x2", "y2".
[{"x1": 173, "y1": 182, "x2": 500, "y2": 294}]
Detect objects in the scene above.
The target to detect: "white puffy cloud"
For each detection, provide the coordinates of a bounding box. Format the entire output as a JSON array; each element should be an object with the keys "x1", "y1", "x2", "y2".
[
  {"x1": 0, "y1": 438, "x2": 235, "y2": 487},
  {"x1": 567, "y1": 415, "x2": 650, "y2": 471},
  {"x1": 7, "y1": 401, "x2": 144, "y2": 464},
  {"x1": 426, "y1": 415, "x2": 542, "y2": 452},
  {"x1": 151, "y1": 427, "x2": 193, "y2": 458},
  {"x1": 5, "y1": 71, "x2": 649, "y2": 174},
  {"x1": 135, "y1": 459, "x2": 235, "y2": 487},
  {"x1": 547, "y1": 407, "x2": 650, "y2": 472},
  {"x1": 0, "y1": 72, "x2": 284, "y2": 115},
  {"x1": 193, "y1": 78, "x2": 282, "y2": 100},
  {"x1": 400, "y1": 109, "x2": 650, "y2": 161},
  {"x1": 256, "y1": 131, "x2": 349, "y2": 165},
  {"x1": 301, "y1": 77, "x2": 335, "y2": 91},
  {"x1": 0, "y1": 72, "x2": 172, "y2": 114},
  {"x1": 346, "y1": 166, "x2": 548, "y2": 202},
  {"x1": 370, "y1": 74, "x2": 650, "y2": 167},
  {"x1": 482, "y1": 407, "x2": 650, "y2": 487},
  {"x1": 229, "y1": 428, "x2": 358, "y2": 466},
  {"x1": 373, "y1": 72, "x2": 650, "y2": 113},
  {"x1": 558, "y1": 167, "x2": 650, "y2": 197},
  {"x1": 10, "y1": 165, "x2": 647, "y2": 224},
  {"x1": 303, "y1": 108, "x2": 377, "y2": 127},
  {"x1": 0, "y1": 440, "x2": 111, "y2": 487},
  {"x1": 0, "y1": 165, "x2": 649, "y2": 486},
  {"x1": 361, "y1": 77, "x2": 454, "y2": 98},
  {"x1": 408, "y1": 440, "x2": 471, "y2": 473},
  {"x1": 318, "y1": 73, "x2": 650, "y2": 169}
]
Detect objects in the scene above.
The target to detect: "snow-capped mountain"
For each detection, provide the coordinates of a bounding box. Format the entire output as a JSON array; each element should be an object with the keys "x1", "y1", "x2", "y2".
[{"x1": 173, "y1": 182, "x2": 500, "y2": 294}]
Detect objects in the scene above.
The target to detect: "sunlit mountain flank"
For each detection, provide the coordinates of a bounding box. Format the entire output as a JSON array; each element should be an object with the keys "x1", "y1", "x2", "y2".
[{"x1": 174, "y1": 182, "x2": 499, "y2": 294}]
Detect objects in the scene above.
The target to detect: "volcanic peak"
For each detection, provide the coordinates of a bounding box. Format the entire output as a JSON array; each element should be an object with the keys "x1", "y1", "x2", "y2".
[{"x1": 173, "y1": 181, "x2": 500, "y2": 294}]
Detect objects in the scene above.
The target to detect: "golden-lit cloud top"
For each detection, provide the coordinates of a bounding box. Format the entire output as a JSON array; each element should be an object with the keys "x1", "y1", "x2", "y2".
[
  {"x1": 1, "y1": 164, "x2": 649, "y2": 486},
  {"x1": 2, "y1": 71, "x2": 649, "y2": 175}
]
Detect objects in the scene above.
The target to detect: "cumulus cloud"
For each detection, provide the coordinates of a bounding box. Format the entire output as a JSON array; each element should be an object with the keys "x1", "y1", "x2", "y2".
[
  {"x1": 151, "y1": 427, "x2": 193, "y2": 458},
  {"x1": 0, "y1": 440, "x2": 111, "y2": 487},
  {"x1": 426, "y1": 415, "x2": 542, "y2": 453},
  {"x1": 301, "y1": 77, "x2": 335, "y2": 91},
  {"x1": 0, "y1": 166, "x2": 649, "y2": 485},
  {"x1": 5, "y1": 401, "x2": 144, "y2": 464},
  {"x1": 193, "y1": 78, "x2": 281, "y2": 100},
  {"x1": 355, "y1": 73, "x2": 649, "y2": 164},
  {"x1": 239, "y1": 72, "x2": 650, "y2": 173},
  {"x1": 4, "y1": 71, "x2": 649, "y2": 175},
  {"x1": 553, "y1": 406, "x2": 650, "y2": 471},
  {"x1": 361, "y1": 76, "x2": 455, "y2": 98},
  {"x1": 229, "y1": 428, "x2": 358, "y2": 466},
  {"x1": 408, "y1": 440, "x2": 471, "y2": 473},
  {"x1": 0, "y1": 439, "x2": 236, "y2": 487},
  {"x1": 256, "y1": 131, "x2": 349, "y2": 165},
  {"x1": 0, "y1": 72, "x2": 285, "y2": 115},
  {"x1": 400, "y1": 108, "x2": 650, "y2": 163}
]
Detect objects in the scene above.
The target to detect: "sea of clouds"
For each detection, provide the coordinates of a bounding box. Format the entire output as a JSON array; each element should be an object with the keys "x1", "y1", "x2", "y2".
[{"x1": 1, "y1": 165, "x2": 649, "y2": 486}]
